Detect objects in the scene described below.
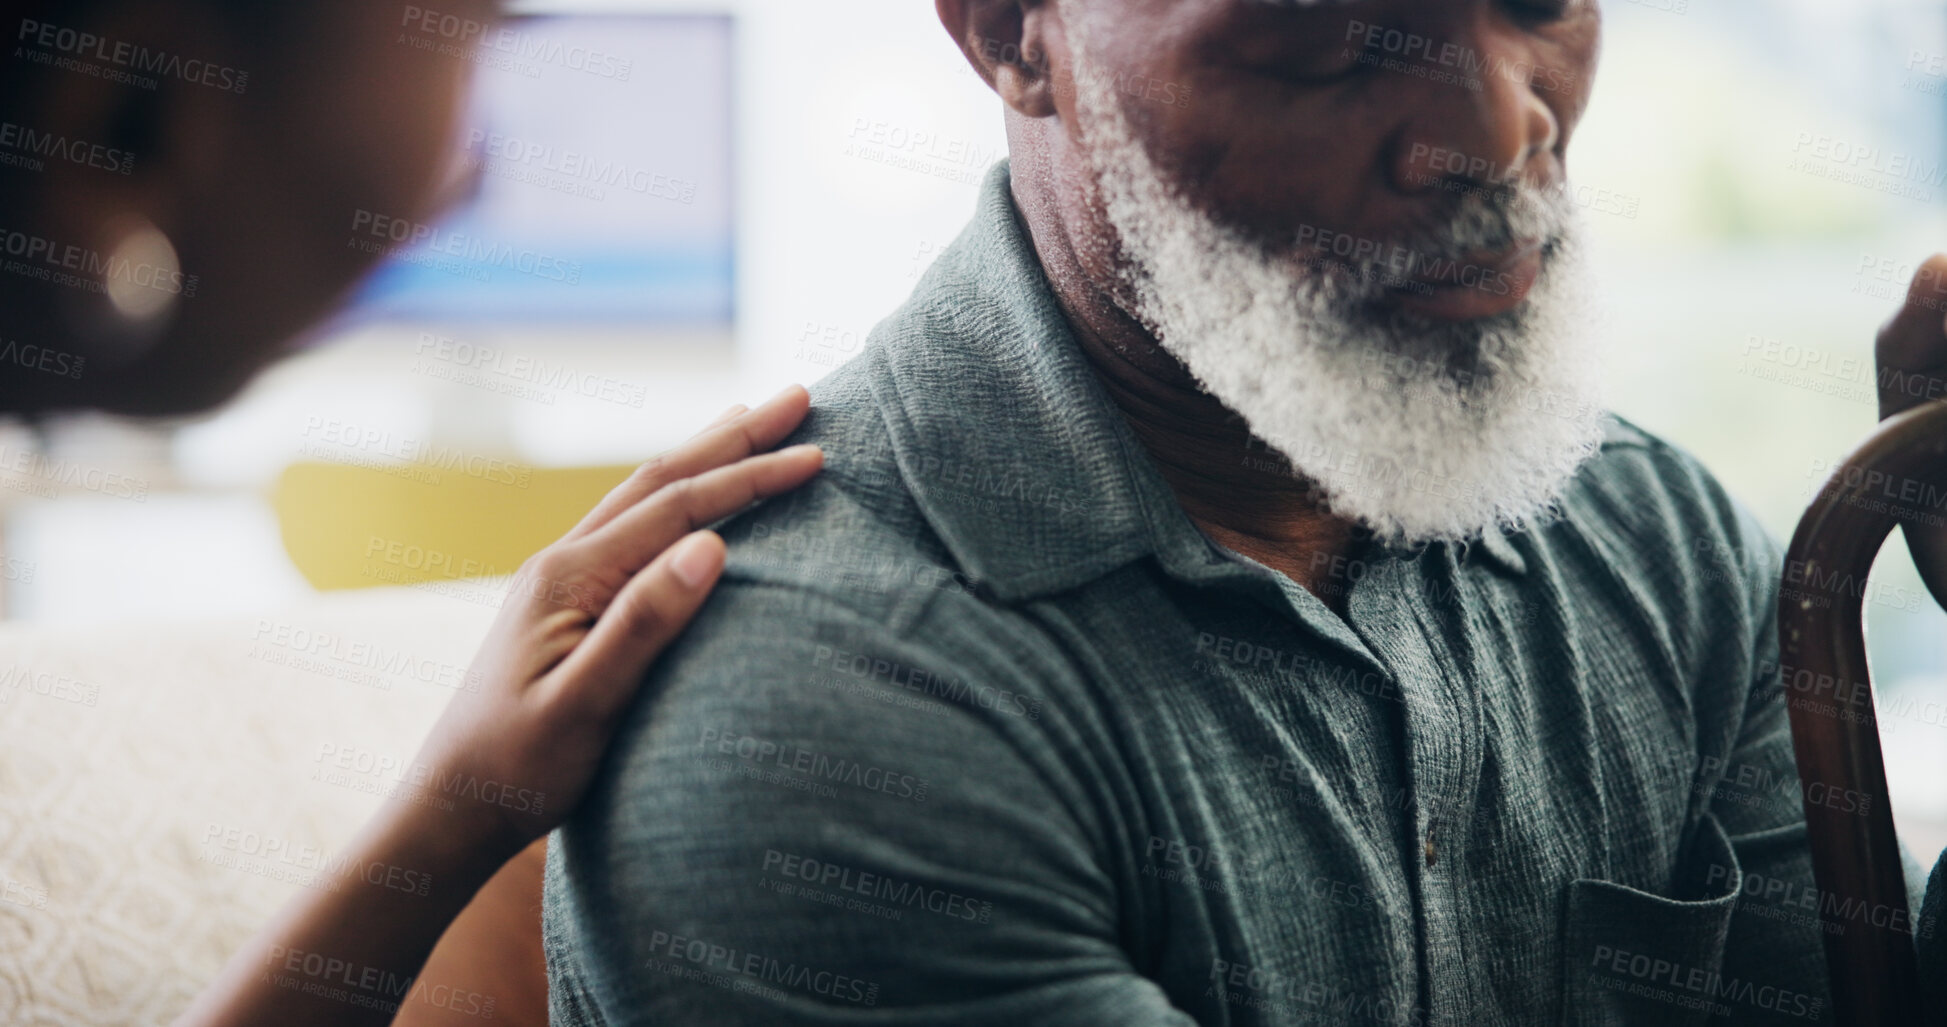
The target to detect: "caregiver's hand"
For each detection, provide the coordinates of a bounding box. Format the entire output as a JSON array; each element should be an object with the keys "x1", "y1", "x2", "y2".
[
  {"x1": 176, "y1": 385, "x2": 822, "y2": 1027},
  {"x1": 414, "y1": 385, "x2": 823, "y2": 861},
  {"x1": 1876, "y1": 254, "x2": 1947, "y2": 608}
]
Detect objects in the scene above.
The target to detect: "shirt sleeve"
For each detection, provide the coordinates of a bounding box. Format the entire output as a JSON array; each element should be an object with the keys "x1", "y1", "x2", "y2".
[
  {"x1": 541, "y1": 580, "x2": 1197, "y2": 1026},
  {"x1": 1920, "y1": 855, "x2": 1947, "y2": 1024},
  {"x1": 1708, "y1": 628, "x2": 1842, "y2": 1026},
  {"x1": 1707, "y1": 510, "x2": 1946, "y2": 1025}
]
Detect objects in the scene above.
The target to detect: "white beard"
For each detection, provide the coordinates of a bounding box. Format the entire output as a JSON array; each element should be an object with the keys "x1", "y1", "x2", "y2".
[{"x1": 1067, "y1": 43, "x2": 1610, "y2": 547}]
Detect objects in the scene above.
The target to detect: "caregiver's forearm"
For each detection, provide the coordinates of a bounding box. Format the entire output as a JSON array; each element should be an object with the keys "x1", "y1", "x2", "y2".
[{"x1": 173, "y1": 802, "x2": 516, "y2": 1027}]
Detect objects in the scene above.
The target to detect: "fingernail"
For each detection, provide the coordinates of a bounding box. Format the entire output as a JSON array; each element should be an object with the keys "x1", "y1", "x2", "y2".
[
  {"x1": 765, "y1": 384, "x2": 806, "y2": 405},
  {"x1": 670, "y1": 533, "x2": 723, "y2": 589}
]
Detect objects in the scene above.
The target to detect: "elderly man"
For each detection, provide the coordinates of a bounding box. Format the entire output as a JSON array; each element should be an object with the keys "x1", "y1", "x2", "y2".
[{"x1": 545, "y1": 1, "x2": 1947, "y2": 1023}]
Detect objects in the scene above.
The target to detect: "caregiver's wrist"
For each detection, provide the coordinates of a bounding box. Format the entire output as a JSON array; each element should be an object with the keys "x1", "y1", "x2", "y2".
[{"x1": 355, "y1": 796, "x2": 522, "y2": 909}]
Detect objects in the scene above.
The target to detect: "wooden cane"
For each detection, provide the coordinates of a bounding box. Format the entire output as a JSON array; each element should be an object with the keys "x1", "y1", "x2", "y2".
[{"x1": 1781, "y1": 398, "x2": 1947, "y2": 1025}]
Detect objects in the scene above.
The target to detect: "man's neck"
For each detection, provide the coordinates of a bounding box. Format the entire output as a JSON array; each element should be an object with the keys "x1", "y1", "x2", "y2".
[{"x1": 1008, "y1": 179, "x2": 1361, "y2": 610}]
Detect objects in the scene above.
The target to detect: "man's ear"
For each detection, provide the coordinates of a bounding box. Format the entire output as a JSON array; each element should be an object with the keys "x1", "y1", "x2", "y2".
[{"x1": 935, "y1": 0, "x2": 1059, "y2": 118}]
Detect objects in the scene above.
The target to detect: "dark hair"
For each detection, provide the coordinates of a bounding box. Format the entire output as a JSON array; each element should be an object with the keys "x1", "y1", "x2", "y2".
[
  {"x1": 1, "y1": 0, "x2": 296, "y2": 144},
  {"x1": 2, "y1": 0, "x2": 297, "y2": 83}
]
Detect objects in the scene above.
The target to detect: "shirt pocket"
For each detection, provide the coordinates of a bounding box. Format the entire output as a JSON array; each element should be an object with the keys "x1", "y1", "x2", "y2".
[{"x1": 1559, "y1": 812, "x2": 1742, "y2": 1027}]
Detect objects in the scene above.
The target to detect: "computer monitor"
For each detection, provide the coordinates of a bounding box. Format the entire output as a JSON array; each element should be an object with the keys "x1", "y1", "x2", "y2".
[{"x1": 340, "y1": 11, "x2": 735, "y2": 327}]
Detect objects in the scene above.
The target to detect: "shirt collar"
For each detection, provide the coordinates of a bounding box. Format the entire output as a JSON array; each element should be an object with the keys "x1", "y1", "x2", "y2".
[
  {"x1": 1471, "y1": 529, "x2": 1529, "y2": 576},
  {"x1": 862, "y1": 161, "x2": 1527, "y2": 604}
]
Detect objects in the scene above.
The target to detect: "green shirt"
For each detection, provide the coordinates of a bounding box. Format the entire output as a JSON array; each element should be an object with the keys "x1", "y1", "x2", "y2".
[{"x1": 544, "y1": 162, "x2": 1946, "y2": 1026}]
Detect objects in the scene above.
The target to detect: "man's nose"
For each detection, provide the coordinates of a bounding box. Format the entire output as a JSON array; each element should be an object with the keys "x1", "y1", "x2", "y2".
[{"x1": 1388, "y1": 30, "x2": 1562, "y2": 194}]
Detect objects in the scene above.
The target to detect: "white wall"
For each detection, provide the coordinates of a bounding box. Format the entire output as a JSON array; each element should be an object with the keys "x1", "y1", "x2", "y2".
[{"x1": 523, "y1": 0, "x2": 1011, "y2": 398}]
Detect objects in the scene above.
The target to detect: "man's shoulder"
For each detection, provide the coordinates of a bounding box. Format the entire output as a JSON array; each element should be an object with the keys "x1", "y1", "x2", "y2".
[
  {"x1": 710, "y1": 356, "x2": 985, "y2": 630},
  {"x1": 1545, "y1": 412, "x2": 1783, "y2": 620},
  {"x1": 568, "y1": 375, "x2": 1094, "y2": 895},
  {"x1": 652, "y1": 353, "x2": 1070, "y2": 714},
  {"x1": 1569, "y1": 413, "x2": 1775, "y2": 550},
  {"x1": 1580, "y1": 411, "x2": 1713, "y2": 484}
]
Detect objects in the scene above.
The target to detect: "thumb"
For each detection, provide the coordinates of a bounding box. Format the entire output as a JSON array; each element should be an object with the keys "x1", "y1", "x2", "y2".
[
  {"x1": 1875, "y1": 253, "x2": 1947, "y2": 416},
  {"x1": 542, "y1": 530, "x2": 726, "y2": 721}
]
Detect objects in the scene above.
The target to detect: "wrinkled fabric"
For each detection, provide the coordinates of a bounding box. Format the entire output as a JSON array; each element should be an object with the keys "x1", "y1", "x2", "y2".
[{"x1": 544, "y1": 161, "x2": 1942, "y2": 1026}]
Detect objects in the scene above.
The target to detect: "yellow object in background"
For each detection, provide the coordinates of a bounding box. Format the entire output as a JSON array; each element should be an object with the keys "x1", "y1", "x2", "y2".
[{"x1": 271, "y1": 461, "x2": 637, "y2": 591}]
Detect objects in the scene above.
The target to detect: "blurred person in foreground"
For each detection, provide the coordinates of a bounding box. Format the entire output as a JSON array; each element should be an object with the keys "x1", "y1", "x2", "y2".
[
  {"x1": 543, "y1": 1, "x2": 1947, "y2": 1024},
  {"x1": 0, "y1": 1, "x2": 822, "y2": 1025}
]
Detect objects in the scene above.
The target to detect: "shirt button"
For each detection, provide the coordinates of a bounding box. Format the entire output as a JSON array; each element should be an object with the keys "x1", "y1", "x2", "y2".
[{"x1": 1424, "y1": 817, "x2": 1440, "y2": 867}]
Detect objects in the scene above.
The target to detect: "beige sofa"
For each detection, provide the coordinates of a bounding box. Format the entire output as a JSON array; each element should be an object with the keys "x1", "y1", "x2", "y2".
[{"x1": 0, "y1": 587, "x2": 496, "y2": 1025}]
